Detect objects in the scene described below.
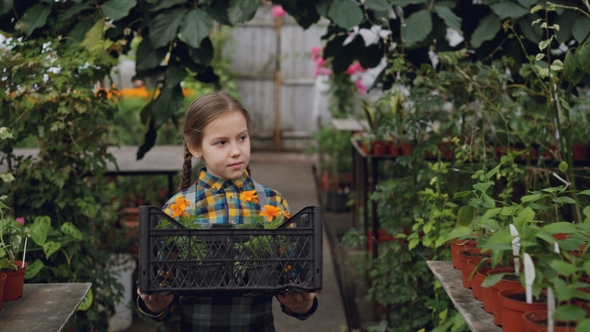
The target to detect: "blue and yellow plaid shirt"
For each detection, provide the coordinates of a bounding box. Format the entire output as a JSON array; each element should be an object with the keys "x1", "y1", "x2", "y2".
[{"x1": 162, "y1": 168, "x2": 290, "y2": 224}]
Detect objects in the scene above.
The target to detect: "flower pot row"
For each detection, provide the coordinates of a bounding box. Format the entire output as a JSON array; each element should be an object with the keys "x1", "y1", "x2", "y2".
[{"x1": 359, "y1": 140, "x2": 414, "y2": 157}]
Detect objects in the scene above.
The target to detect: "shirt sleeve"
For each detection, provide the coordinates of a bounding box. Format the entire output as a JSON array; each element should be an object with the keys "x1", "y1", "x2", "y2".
[{"x1": 280, "y1": 297, "x2": 319, "y2": 320}]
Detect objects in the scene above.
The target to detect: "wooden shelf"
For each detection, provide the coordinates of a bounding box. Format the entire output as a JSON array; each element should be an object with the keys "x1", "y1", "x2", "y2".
[{"x1": 427, "y1": 261, "x2": 501, "y2": 332}]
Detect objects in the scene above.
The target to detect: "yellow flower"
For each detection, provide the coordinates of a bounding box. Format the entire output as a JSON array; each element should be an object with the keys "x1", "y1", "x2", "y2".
[
  {"x1": 170, "y1": 196, "x2": 190, "y2": 218},
  {"x1": 260, "y1": 205, "x2": 282, "y2": 222},
  {"x1": 240, "y1": 189, "x2": 258, "y2": 205}
]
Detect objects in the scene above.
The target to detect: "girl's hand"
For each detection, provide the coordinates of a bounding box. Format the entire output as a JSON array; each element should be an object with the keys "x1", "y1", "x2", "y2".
[
  {"x1": 137, "y1": 288, "x2": 175, "y2": 314},
  {"x1": 276, "y1": 292, "x2": 317, "y2": 315}
]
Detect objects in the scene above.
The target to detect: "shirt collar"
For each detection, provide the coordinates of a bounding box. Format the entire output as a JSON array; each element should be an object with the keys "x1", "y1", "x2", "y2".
[{"x1": 196, "y1": 168, "x2": 252, "y2": 192}]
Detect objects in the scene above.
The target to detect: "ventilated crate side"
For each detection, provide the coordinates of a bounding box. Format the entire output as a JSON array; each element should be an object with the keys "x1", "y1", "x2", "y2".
[{"x1": 139, "y1": 206, "x2": 323, "y2": 296}]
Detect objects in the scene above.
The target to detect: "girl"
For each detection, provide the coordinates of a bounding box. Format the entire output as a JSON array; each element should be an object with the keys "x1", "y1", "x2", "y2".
[{"x1": 136, "y1": 92, "x2": 318, "y2": 331}]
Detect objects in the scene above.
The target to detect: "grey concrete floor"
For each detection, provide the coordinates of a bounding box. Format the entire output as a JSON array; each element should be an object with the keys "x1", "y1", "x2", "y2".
[{"x1": 121, "y1": 152, "x2": 348, "y2": 332}]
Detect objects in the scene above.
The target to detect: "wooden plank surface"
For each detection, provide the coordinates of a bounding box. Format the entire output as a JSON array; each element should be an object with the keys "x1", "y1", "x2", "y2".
[
  {"x1": 427, "y1": 261, "x2": 501, "y2": 332},
  {"x1": 331, "y1": 119, "x2": 369, "y2": 132},
  {"x1": 0, "y1": 283, "x2": 91, "y2": 332}
]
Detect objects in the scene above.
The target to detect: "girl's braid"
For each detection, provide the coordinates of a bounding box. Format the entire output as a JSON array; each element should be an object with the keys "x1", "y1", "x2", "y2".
[{"x1": 180, "y1": 142, "x2": 193, "y2": 190}]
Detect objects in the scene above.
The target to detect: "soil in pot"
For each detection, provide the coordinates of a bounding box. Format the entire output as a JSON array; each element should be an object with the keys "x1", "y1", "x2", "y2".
[
  {"x1": 523, "y1": 310, "x2": 577, "y2": 332},
  {"x1": 0, "y1": 273, "x2": 6, "y2": 311},
  {"x1": 458, "y1": 248, "x2": 486, "y2": 289},
  {"x1": 450, "y1": 239, "x2": 477, "y2": 269},
  {"x1": 2, "y1": 260, "x2": 27, "y2": 301},
  {"x1": 500, "y1": 289, "x2": 547, "y2": 332},
  {"x1": 487, "y1": 267, "x2": 522, "y2": 326}
]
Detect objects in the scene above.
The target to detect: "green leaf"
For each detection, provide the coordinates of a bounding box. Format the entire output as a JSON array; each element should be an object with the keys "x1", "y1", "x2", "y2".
[
  {"x1": 43, "y1": 241, "x2": 62, "y2": 259},
  {"x1": 555, "y1": 11, "x2": 576, "y2": 43},
  {"x1": 490, "y1": 1, "x2": 528, "y2": 19},
  {"x1": 101, "y1": 0, "x2": 137, "y2": 21},
  {"x1": 579, "y1": 190, "x2": 590, "y2": 196},
  {"x1": 408, "y1": 238, "x2": 419, "y2": 250},
  {"x1": 482, "y1": 194, "x2": 496, "y2": 209},
  {"x1": 577, "y1": 319, "x2": 590, "y2": 332},
  {"x1": 165, "y1": 66, "x2": 187, "y2": 88},
  {"x1": 517, "y1": 0, "x2": 538, "y2": 7},
  {"x1": 549, "y1": 259, "x2": 577, "y2": 276},
  {"x1": 530, "y1": 4, "x2": 542, "y2": 13},
  {"x1": 20, "y1": 4, "x2": 51, "y2": 36},
  {"x1": 391, "y1": 0, "x2": 427, "y2": 5},
  {"x1": 553, "y1": 305, "x2": 586, "y2": 321},
  {"x1": 60, "y1": 3, "x2": 92, "y2": 21},
  {"x1": 445, "y1": 226, "x2": 472, "y2": 241},
  {"x1": 30, "y1": 216, "x2": 52, "y2": 246},
  {"x1": 453, "y1": 190, "x2": 472, "y2": 198},
  {"x1": 481, "y1": 273, "x2": 504, "y2": 288},
  {"x1": 61, "y1": 222, "x2": 83, "y2": 240},
  {"x1": 470, "y1": 14, "x2": 501, "y2": 48},
  {"x1": 564, "y1": 49, "x2": 583, "y2": 85},
  {"x1": 77, "y1": 288, "x2": 93, "y2": 311},
  {"x1": 151, "y1": 0, "x2": 185, "y2": 11},
  {"x1": 0, "y1": 127, "x2": 12, "y2": 139},
  {"x1": 24, "y1": 259, "x2": 44, "y2": 280},
  {"x1": 402, "y1": 9, "x2": 432, "y2": 47},
  {"x1": 583, "y1": 206, "x2": 590, "y2": 222},
  {"x1": 456, "y1": 205, "x2": 475, "y2": 227},
  {"x1": 486, "y1": 164, "x2": 502, "y2": 179},
  {"x1": 188, "y1": 37, "x2": 214, "y2": 65},
  {"x1": 434, "y1": 5, "x2": 462, "y2": 35},
  {"x1": 80, "y1": 18, "x2": 105, "y2": 51},
  {"x1": 576, "y1": 44, "x2": 590, "y2": 74},
  {"x1": 179, "y1": 8, "x2": 213, "y2": 49},
  {"x1": 572, "y1": 16, "x2": 590, "y2": 43},
  {"x1": 329, "y1": 0, "x2": 364, "y2": 30},
  {"x1": 315, "y1": 0, "x2": 331, "y2": 17},
  {"x1": 559, "y1": 161, "x2": 568, "y2": 173},
  {"x1": 153, "y1": 85, "x2": 185, "y2": 125},
  {"x1": 136, "y1": 37, "x2": 168, "y2": 70},
  {"x1": 227, "y1": 0, "x2": 258, "y2": 25},
  {"x1": 0, "y1": 0, "x2": 13, "y2": 15},
  {"x1": 473, "y1": 181, "x2": 494, "y2": 193},
  {"x1": 514, "y1": 206, "x2": 535, "y2": 230},
  {"x1": 365, "y1": 0, "x2": 390, "y2": 12},
  {"x1": 541, "y1": 222, "x2": 576, "y2": 235},
  {"x1": 0, "y1": 172, "x2": 14, "y2": 182},
  {"x1": 149, "y1": 8, "x2": 185, "y2": 48},
  {"x1": 520, "y1": 15, "x2": 543, "y2": 44},
  {"x1": 552, "y1": 196, "x2": 576, "y2": 204},
  {"x1": 521, "y1": 193, "x2": 542, "y2": 203}
]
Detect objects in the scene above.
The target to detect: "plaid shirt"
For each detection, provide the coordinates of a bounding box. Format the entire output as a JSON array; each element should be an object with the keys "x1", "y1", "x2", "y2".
[{"x1": 137, "y1": 168, "x2": 317, "y2": 331}]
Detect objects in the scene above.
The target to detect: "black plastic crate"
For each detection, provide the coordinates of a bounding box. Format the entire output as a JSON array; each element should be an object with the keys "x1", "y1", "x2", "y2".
[{"x1": 138, "y1": 205, "x2": 323, "y2": 296}]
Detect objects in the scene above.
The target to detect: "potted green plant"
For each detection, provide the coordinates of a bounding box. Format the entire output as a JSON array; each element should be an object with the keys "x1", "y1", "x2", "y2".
[{"x1": 0, "y1": 195, "x2": 27, "y2": 301}]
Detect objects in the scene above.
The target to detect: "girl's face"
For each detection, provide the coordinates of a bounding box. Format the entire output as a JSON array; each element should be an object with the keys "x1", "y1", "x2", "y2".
[{"x1": 188, "y1": 111, "x2": 251, "y2": 181}]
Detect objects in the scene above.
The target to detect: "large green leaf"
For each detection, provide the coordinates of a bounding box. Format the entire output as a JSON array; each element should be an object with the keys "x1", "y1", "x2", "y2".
[
  {"x1": 490, "y1": 1, "x2": 528, "y2": 19},
  {"x1": 179, "y1": 8, "x2": 213, "y2": 49},
  {"x1": 365, "y1": 0, "x2": 390, "y2": 12},
  {"x1": 21, "y1": 3, "x2": 51, "y2": 36},
  {"x1": 445, "y1": 226, "x2": 472, "y2": 241},
  {"x1": 390, "y1": 0, "x2": 427, "y2": 5},
  {"x1": 227, "y1": 0, "x2": 258, "y2": 25},
  {"x1": 549, "y1": 259, "x2": 577, "y2": 276},
  {"x1": 43, "y1": 241, "x2": 62, "y2": 259},
  {"x1": 60, "y1": 3, "x2": 91, "y2": 21},
  {"x1": 553, "y1": 305, "x2": 586, "y2": 322},
  {"x1": 402, "y1": 9, "x2": 432, "y2": 47},
  {"x1": 101, "y1": 0, "x2": 137, "y2": 21},
  {"x1": 456, "y1": 205, "x2": 475, "y2": 227},
  {"x1": 153, "y1": 85, "x2": 185, "y2": 125},
  {"x1": 576, "y1": 44, "x2": 590, "y2": 74},
  {"x1": 136, "y1": 37, "x2": 168, "y2": 70},
  {"x1": 517, "y1": 0, "x2": 538, "y2": 6},
  {"x1": 67, "y1": 17, "x2": 95, "y2": 44},
  {"x1": 30, "y1": 216, "x2": 51, "y2": 246},
  {"x1": 0, "y1": 0, "x2": 13, "y2": 15},
  {"x1": 481, "y1": 273, "x2": 505, "y2": 287},
  {"x1": 519, "y1": 15, "x2": 542, "y2": 44},
  {"x1": 151, "y1": 0, "x2": 185, "y2": 11},
  {"x1": 149, "y1": 8, "x2": 185, "y2": 48},
  {"x1": 329, "y1": 0, "x2": 364, "y2": 30},
  {"x1": 24, "y1": 259, "x2": 44, "y2": 279},
  {"x1": 470, "y1": 14, "x2": 501, "y2": 48},
  {"x1": 189, "y1": 37, "x2": 214, "y2": 65},
  {"x1": 165, "y1": 66, "x2": 187, "y2": 88},
  {"x1": 434, "y1": 5, "x2": 462, "y2": 35},
  {"x1": 572, "y1": 16, "x2": 590, "y2": 43},
  {"x1": 80, "y1": 18, "x2": 105, "y2": 51},
  {"x1": 554, "y1": 10, "x2": 575, "y2": 43},
  {"x1": 61, "y1": 222, "x2": 83, "y2": 240},
  {"x1": 77, "y1": 288, "x2": 93, "y2": 311},
  {"x1": 315, "y1": 0, "x2": 331, "y2": 17}
]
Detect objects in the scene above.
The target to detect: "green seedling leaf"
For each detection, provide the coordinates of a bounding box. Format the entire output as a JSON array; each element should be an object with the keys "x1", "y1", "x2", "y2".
[
  {"x1": 456, "y1": 206, "x2": 475, "y2": 227},
  {"x1": 43, "y1": 241, "x2": 62, "y2": 259},
  {"x1": 446, "y1": 226, "x2": 472, "y2": 241},
  {"x1": 579, "y1": 190, "x2": 590, "y2": 196},
  {"x1": 482, "y1": 194, "x2": 496, "y2": 209},
  {"x1": 514, "y1": 206, "x2": 535, "y2": 230},
  {"x1": 486, "y1": 164, "x2": 501, "y2": 179},
  {"x1": 559, "y1": 161, "x2": 568, "y2": 173},
  {"x1": 549, "y1": 259, "x2": 577, "y2": 276},
  {"x1": 553, "y1": 196, "x2": 577, "y2": 204},
  {"x1": 453, "y1": 190, "x2": 472, "y2": 198},
  {"x1": 481, "y1": 273, "x2": 504, "y2": 288},
  {"x1": 553, "y1": 305, "x2": 586, "y2": 322},
  {"x1": 61, "y1": 222, "x2": 83, "y2": 240},
  {"x1": 530, "y1": 5, "x2": 543, "y2": 13},
  {"x1": 0, "y1": 172, "x2": 14, "y2": 182},
  {"x1": 473, "y1": 181, "x2": 494, "y2": 193},
  {"x1": 521, "y1": 194, "x2": 543, "y2": 203},
  {"x1": 77, "y1": 288, "x2": 93, "y2": 311},
  {"x1": 30, "y1": 216, "x2": 51, "y2": 245},
  {"x1": 24, "y1": 259, "x2": 44, "y2": 279},
  {"x1": 541, "y1": 222, "x2": 577, "y2": 235}
]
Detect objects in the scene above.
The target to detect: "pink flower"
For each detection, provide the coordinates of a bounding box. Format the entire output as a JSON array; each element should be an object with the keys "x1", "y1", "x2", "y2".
[
  {"x1": 272, "y1": 5, "x2": 287, "y2": 19},
  {"x1": 346, "y1": 62, "x2": 365, "y2": 75},
  {"x1": 311, "y1": 46, "x2": 323, "y2": 61},
  {"x1": 355, "y1": 78, "x2": 367, "y2": 95},
  {"x1": 15, "y1": 217, "x2": 25, "y2": 225}
]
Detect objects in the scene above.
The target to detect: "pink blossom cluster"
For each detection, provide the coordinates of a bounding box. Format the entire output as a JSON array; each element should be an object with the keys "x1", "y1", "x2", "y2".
[
  {"x1": 311, "y1": 46, "x2": 332, "y2": 76},
  {"x1": 272, "y1": 5, "x2": 287, "y2": 19},
  {"x1": 311, "y1": 46, "x2": 368, "y2": 94},
  {"x1": 15, "y1": 217, "x2": 25, "y2": 225}
]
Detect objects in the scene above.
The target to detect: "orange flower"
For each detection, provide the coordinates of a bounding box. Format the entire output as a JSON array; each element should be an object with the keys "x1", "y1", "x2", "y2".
[
  {"x1": 170, "y1": 196, "x2": 190, "y2": 218},
  {"x1": 283, "y1": 210, "x2": 291, "y2": 219},
  {"x1": 260, "y1": 205, "x2": 282, "y2": 222},
  {"x1": 240, "y1": 190, "x2": 258, "y2": 205}
]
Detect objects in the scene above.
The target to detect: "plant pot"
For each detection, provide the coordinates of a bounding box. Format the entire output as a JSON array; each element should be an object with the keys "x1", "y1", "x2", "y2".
[
  {"x1": 0, "y1": 273, "x2": 6, "y2": 311},
  {"x1": 450, "y1": 239, "x2": 477, "y2": 269},
  {"x1": 500, "y1": 288, "x2": 547, "y2": 332},
  {"x1": 367, "y1": 229, "x2": 395, "y2": 249},
  {"x1": 2, "y1": 261, "x2": 27, "y2": 301},
  {"x1": 437, "y1": 142, "x2": 454, "y2": 159},
  {"x1": 488, "y1": 267, "x2": 522, "y2": 326},
  {"x1": 468, "y1": 258, "x2": 489, "y2": 300},
  {"x1": 372, "y1": 141, "x2": 386, "y2": 156},
  {"x1": 386, "y1": 141, "x2": 400, "y2": 156},
  {"x1": 523, "y1": 309, "x2": 577, "y2": 332},
  {"x1": 458, "y1": 248, "x2": 483, "y2": 289},
  {"x1": 476, "y1": 267, "x2": 493, "y2": 308},
  {"x1": 400, "y1": 141, "x2": 414, "y2": 156},
  {"x1": 572, "y1": 144, "x2": 588, "y2": 161},
  {"x1": 361, "y1": 141, "x2": 371, "y2": 155}
]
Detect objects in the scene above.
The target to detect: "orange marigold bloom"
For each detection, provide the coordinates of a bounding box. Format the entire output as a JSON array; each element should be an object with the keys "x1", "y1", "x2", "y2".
[
  {"x1": 240, "y1": 190, "x2": 258, "y2": 205},
  {"x1": 283, "y1": 210, "x2": 290, "y2": 219},
  {"x1": 170, "y1": 197, "x2": 190, "y2": 217},
  {"x1": 260, "y1": 205, "x2": 282, "y2": 222}
]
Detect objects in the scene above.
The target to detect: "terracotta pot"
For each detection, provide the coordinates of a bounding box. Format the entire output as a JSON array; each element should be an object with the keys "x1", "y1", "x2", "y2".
[
  {"x1": 0, "y1": 273, "x2": 6, "y2": 311},
  {"x1": 372, "y1": 141, "x2": 386, "y2": 156},
  {"x1": 468, "y1": 259, "x2": 490, "y2": 300},
  {"x1": 488, "y1": 267, "x2": 522, "y2": 326},
  {"x1": 500, "y1": 288, "x2": 547, "y2": 332},
  {"x1": 449, "y1": 239, "x2": 477, "y2": 270},
  {"x1": 437, "y1": 143, "x2": 454, "y2": 159},
  {"x1": 523, "y1": 310, "x2": 577, "y2": 332},
  {"x1": 572, "y1": 144, "x2": 588, "y2": 161},
  {"x1": 458, "y1": 248, "x2": 483, "y2": 289},
  {"x1": 479, "y1": 267, "x2": 495, "y2": 313},
  {"x1": 400, "y1": 141, "x2": 414, "y2": 156},
  {"x1": 361, "y1": 141, "x2": 371, "y2": 155},
  {"x1": 367, "y1": 229, "x2": 395, "y2": 249},
  {"x1": 386, "y1": 141, "x2": 400, "y2": 156},
  {"x1": 2, "y1": 260, "x2": 27, "y2": 301}
]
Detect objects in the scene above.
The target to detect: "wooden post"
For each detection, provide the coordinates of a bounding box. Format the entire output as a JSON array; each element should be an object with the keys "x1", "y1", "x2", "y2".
[{"x1": 274, "y1": 17, "x2": 283, "y2": 151}]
